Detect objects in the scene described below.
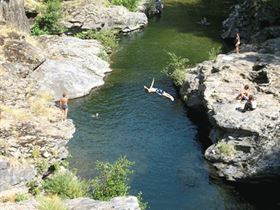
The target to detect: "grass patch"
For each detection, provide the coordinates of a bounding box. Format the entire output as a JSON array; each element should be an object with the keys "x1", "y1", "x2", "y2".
[
  {"x1": 32, "y1": 146, "x2": 41, "y2": 158},
  {"x1": 15, "y1": 193, "x2": 29, "y2": 202},
  {"x1": 0, "y1": 104, "x2": 32, "y2": 121},
  {"x1": 208, "y1": 46, "x2": 221, "y2": 60},
  {"x1": 42, "y1": 172, "x2": 88, "y2": 199},
  {"x1": 162, "y1": 52, "x2": 189, "y2": 87},
  {"x1": 217, "y1": 142, "x2": 236, "y2": 157},
  {"x1": 37, "y1": 195, "x2": 67, "y2": 210},
  {"x1": 75, "y1": 29, "x2": 118, "y2": 53},
  {"x1": 36, "y1": 158, "x2": 49, "y2": 175},
  {"x1": 106, "y1": 0, "x2": 141, "y2": 11}
]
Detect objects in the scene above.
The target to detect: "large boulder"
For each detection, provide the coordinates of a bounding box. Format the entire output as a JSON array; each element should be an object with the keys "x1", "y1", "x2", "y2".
[
  {"x1": 62, "y1": 1, "x2": 148, "y2": 33},
  {"x1": 29, "y1": 35, "x2": 111, "y2": 100},
  {"x1": 0, "y1": 0, "x2": 29, "y2": 32},
  {"x1": 181, "y1": 38, "x2": 280, "y2": 181}
]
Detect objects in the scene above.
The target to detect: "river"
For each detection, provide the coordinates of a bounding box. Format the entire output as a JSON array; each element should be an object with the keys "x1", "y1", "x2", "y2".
[{"x1": 67, "y1": 0, "x2": 262, "y2": 209}]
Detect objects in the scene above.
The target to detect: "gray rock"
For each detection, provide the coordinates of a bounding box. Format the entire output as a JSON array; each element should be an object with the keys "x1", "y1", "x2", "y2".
[
  {"x1": 65, "y1": 196, "x2": 140, "y2": 210},
  {"x1": 0, "y1": 0, "x2": 30, "y2": 32},
  {"x1": 0, "y1": 158, "x2": 36, "y2": 192},
  {"x1": 29, "y1": 35, "x2": 111, "y2": 100},
  {"x1": 62, "y1": 2, "x2": 148, "y2": 33}
]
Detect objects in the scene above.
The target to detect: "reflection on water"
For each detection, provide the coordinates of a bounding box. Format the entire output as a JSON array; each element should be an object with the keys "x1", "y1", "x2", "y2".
[{"x1": 66, "y1": 0, "x2": 276, "y2": 210}]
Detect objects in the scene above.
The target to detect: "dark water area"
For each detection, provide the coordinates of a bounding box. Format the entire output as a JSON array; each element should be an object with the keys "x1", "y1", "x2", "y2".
[{"x1": 67, "y1": 0, "x2": 278, "y2": 209}]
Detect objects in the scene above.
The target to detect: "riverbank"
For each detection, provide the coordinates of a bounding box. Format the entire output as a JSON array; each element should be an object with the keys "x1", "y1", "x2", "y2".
[
  {"x1": 180, "y1": 0, "x2": 280, "y2": 182},
  {"x1": 0, "y1": 0, "x2": 151, "y2": 208}
]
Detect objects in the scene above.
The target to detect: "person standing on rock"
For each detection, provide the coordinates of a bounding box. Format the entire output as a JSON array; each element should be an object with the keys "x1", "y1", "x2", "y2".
[
  {"x1": 235, "y1": 32, "x2": 241, "y2": 53},
  {"x1": 60, "y1": 93, "x2": 68, "y2": 119}
]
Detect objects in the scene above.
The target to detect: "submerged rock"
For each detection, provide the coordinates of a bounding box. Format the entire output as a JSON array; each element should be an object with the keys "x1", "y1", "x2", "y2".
[{"x1": 181, "y1": 38, "x2": 280, "y2": 181}]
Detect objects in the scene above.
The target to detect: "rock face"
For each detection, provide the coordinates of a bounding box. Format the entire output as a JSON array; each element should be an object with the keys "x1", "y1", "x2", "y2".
[
  {"x1": 65, "y1": 196, "x2": 140, "y2": 210},
  {"x1": 29, "y1": 35, "x2": 111, "y2": 100},
  {"x1": 0, "y1": 196, "x2": 140, "y2": 210},
  {"x1": 0, "y1": 26, "x2": 75, "y2": 192},
  {"x1": 221, "y1": 0, "x2": 280, "y2": 43},
  {"x1": 180, "y1": 38, "x2": 280, "y2": 181},
  {"x1": 62, "y1": 1, "x2": 148, "y2": 33},
  {"x1": 0, "y1": 0, "x2": 29, "y2": 32}
]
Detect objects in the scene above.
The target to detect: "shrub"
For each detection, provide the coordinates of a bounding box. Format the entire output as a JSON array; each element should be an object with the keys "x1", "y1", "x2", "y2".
[
  {"x1": 27, "y1": 179, "x2": 42, "y2": 196},
  {"x1": 31, "y1": 0, "x2": 64, "y2": 35},
  {"x1": 36, "y1": 158, "x2": 49, "y2": 174},
  {"x1": 208, "y1": 46, "x2": 221, "y2": 60},
  {"x1": 42, "y1": 172, "x2": 88, "y2": 199},
  {"x1": 137, "y1": 192, "x2": 149, "y2": 210},
  {"x1": 75, "y1": 29, "x2": 118, "y2": 53},
  {"x1": 109, "y1": 0, "x2": 141, "y2": 11},
  {"x1": 217, "y1": 142, "x2": 236, "y2": 157},
  {"x1": 162, "y1": 52, "x2": 189, "y2": 87},
  {"x1": 15, "y1": 193, "x2": 29, "y2": 202},
  {"x1": 91, "y1": 156, "x2": 134, "y2": 201},
  {"x1": 32, "y1": 146, "x2": 41, "y2": 158},
  {"x1": 37, "y1": 195, "x2": 67, "y2": 210}
]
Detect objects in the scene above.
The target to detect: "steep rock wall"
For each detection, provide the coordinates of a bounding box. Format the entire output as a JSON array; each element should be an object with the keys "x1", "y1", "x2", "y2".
[{"x1": 0, "y1": 0, "x2": 29, "y2": 32}]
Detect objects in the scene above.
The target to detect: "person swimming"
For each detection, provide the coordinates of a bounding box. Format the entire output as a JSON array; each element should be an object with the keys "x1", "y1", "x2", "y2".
[{"x1": 144, "y1": 78, "x2": 174, "y2": 101}]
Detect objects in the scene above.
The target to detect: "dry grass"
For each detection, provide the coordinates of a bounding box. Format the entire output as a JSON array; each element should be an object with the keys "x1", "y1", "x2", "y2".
[
  {"x1": 25, "y1": 0, "x2": 41, "y2": 10},
  {"x1": 0, "y1": 104, "x2": 32, "y2": 121},
  {"x1": 37, "y1": 195, "x2": 67, "y2": 210},
  {"x1": 28, "y1": 92, "x2": 57, "y2": 120}
]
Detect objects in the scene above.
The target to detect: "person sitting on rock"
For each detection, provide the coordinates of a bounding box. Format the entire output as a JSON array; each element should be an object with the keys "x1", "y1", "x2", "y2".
[
  {"x1": 144, "y1": 78, "x2": 174, "y2": 101},
  {"x1": 243, "y1": 95, "x2": 257, "y2": 112},
  {"x1": 236, "y1": 84, "x2": 250, "y2": 101},
  {"x1": 59, "y1": 93, "x2": 69, "y2": 119}
]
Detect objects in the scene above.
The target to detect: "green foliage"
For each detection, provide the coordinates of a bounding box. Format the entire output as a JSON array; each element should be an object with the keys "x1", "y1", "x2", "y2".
[
  {"x1": 32, "y1": 146, "x2": 41, "y2": 158},
  {"x1": 31, "y1": 0, "x2": 64, "y2": 35},
  {"x1": 109, "y1": 0, "x2": 141, "y2": 11},
  {"x1": 15, "y1": 193, "x2": 29, "y2": 202},
  {"x1": 217, "y1": 142, "x2": 236, "y2": 157},
  {"x1": 162, "y1": 52, "x2": 189, "y2": 87},
  {"x1": 208, "y1": 46, "x2": 221, "y2": 60},
  {"x1": 42, "y1": 172, "x2": 88, "y2": 199},
  {"x1": 36, "y1": 158, "x2": 49, "y2": 174},
  {"x1": 137, "y1": 192, "x2": 149, "y2": 210},
  {"x1": 27, "y1": 179, "x2": 42, "y2": 196},
  {"x1": 91, "y1": 156, "x2": 134, "y2": 201},
  {"x1": 37, "y1": 195, "x2": 67, "y2": 210},
  {"x1": 75, "y1": 29, "x2": 118, "y2": 53}
]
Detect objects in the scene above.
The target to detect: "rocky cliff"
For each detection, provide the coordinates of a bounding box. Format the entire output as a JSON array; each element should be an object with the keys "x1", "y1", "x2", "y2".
[
  {"x1": 0, "y1": 0, "x2": 30, "y2": 32},
  {"x1": 181, "y1": 1, "x2": 280, "y2": 181},
  {"x1": 222, "y1": 0, "x2": 280, "y2": 43}
]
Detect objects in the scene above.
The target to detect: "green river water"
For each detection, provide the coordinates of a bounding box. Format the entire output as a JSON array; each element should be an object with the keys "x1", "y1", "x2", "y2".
[{"x1": 67, "y1": 0, "x2": 278, "y2": 209}]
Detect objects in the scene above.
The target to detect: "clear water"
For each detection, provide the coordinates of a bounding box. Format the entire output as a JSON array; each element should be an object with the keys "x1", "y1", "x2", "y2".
[{"x1": 67, "y1": 0, "x2": 276, "y2": 209}]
